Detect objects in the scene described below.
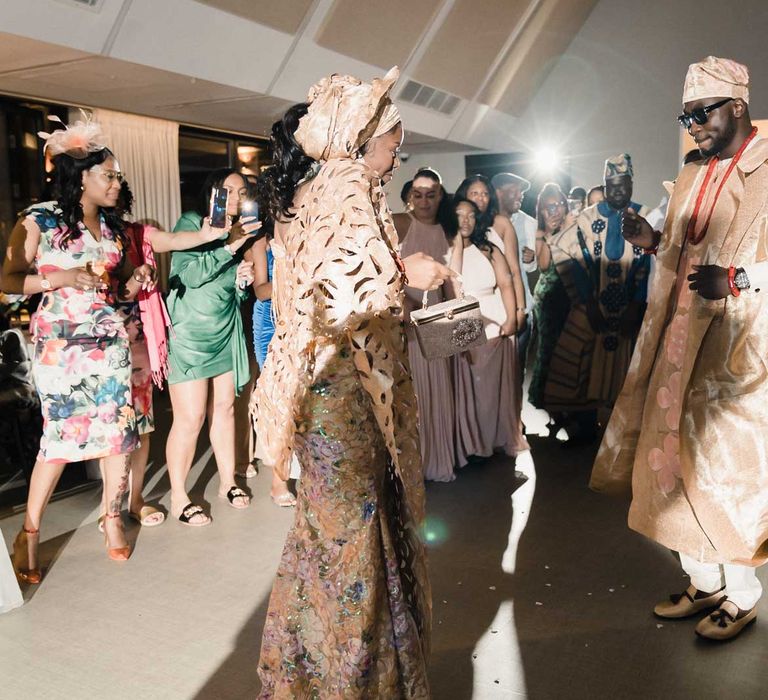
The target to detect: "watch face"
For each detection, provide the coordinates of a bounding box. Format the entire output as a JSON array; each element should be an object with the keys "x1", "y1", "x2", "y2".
[
  {"x1": 734, "y1": 269, "x2": 750, "y2": 290},
  {"x1": 40, "y1": 277, "x2": 51, "y2": 290}
]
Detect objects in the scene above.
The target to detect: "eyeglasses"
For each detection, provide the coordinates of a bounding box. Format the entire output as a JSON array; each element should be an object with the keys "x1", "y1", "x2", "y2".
[
  {"x1": 90, "y1": 167, "x2": 124, "y2": 184},
  {"x1": 677, "y1": 97, "x2": 733, "y2": 129},
  {"x1": 544, "y1": 202, "x2": 566, "y2": 214}
]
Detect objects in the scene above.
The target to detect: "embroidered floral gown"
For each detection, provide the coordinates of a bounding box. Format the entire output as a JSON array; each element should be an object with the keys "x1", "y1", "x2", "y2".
[{"x1": 252, "y1": 160, "x2": 431, "y2": 699}]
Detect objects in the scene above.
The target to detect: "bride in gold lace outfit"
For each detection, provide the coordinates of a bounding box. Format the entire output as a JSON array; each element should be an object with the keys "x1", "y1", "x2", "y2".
[{"x1": 251, "y1": 67, "x2": 452, "y2": 698}]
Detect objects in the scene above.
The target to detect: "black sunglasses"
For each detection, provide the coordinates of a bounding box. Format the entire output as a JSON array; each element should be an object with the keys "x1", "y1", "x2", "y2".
[{"x1": 677, "y1": 97, "x2": 734, "y2": 129}]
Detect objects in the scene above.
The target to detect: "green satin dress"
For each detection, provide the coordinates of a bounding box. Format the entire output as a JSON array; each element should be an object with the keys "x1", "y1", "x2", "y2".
[{"x1": 165, "y1": 211, "x2": 249, "y2": 394}]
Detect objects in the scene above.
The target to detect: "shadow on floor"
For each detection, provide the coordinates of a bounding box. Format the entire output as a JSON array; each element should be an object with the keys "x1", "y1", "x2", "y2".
[
  {"x1": 192, "y1": 595, "x2": 271, "y2": 699},
  {"x1": 426, "y1": 452, "x2": 528, "y2": 698}
]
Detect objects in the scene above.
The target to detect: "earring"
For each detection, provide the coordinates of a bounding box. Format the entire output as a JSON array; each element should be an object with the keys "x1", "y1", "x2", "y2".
[{"x1": 80, "y1": 185, "x2": 84, "y2": 192}]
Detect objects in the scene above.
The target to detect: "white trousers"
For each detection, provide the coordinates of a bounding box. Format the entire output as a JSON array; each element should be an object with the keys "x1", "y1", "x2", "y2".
[{"x1": 679, "y1": 552, "x2": 763, "y2": 610}]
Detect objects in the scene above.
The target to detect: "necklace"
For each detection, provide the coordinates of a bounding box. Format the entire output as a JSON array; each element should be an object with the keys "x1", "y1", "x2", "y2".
[{"x1": 686, "y1": 126, "x2": 758, "y2": 244}]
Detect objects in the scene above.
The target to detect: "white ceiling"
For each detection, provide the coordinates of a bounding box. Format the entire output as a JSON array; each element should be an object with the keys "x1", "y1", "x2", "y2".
[{"x1": 0, "y1": 0, "x2": 597, "y2": 152}]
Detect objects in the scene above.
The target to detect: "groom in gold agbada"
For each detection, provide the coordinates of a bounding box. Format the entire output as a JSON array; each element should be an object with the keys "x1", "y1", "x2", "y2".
[{"x1": 592, "y1": 56, "x2": 768, "y2": 641}]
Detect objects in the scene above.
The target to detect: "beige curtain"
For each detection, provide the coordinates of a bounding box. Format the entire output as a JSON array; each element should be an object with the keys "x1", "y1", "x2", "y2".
[{"x1": 89, "y1": 108, "x2": 181, "y2": 286}]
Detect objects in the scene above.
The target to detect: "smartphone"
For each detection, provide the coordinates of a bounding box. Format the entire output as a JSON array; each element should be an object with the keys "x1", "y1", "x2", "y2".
[
  {"x1": 209, "y1": 186, "x2": 229, "y2": 228},
  {"x1": 567, "y1": 198, "x2": 583, "y2": 215},
  {"x1": 240, "y1": 200, "x2": 259, "y2": 221}
]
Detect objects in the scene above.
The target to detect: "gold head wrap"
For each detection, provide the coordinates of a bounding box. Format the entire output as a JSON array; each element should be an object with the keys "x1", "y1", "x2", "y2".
[
  {"x1": 682, "y1": 56, "x2": 749, "y2": 105},
  {"x1": 294, "y1": 66, "x2": 401, "y2": 161}
]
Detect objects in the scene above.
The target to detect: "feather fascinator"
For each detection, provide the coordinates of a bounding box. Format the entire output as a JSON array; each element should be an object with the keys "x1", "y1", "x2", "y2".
[{"x1": 37, "y1": 110, "x2": 108, "y2": 159}]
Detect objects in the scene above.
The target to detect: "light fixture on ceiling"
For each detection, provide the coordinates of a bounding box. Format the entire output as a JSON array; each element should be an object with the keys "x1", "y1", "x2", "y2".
[{"x1": 237, "y1": 145, "x2": 259, "y2": 165}]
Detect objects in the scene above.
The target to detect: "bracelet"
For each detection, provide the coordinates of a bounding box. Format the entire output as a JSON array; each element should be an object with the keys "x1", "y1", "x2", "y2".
[
  {"x1": 223, "y1": 243, "x2": 234, "y2": 256},
  {"x1": 516, "y1": 307, "x2": 527, "y2": 313},
  {"x1": 643, "y1": 233, "x2": 661, "y2": 255},
  {"x1": 727, "y1": 265, "x2": 740, "y2": 297},
  {"x1": 393, "y1": 252, "x2": 409, "y2": 285}
]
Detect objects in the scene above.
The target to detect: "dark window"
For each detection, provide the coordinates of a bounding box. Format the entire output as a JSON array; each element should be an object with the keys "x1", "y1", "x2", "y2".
[{"x1": 178, "y1": 126, "x2": 270, "y2": 216}]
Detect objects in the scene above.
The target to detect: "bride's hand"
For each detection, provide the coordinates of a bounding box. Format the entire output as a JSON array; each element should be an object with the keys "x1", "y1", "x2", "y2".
[{"x1": 402, "y1": 252, "x2": 455, "y2": 291}]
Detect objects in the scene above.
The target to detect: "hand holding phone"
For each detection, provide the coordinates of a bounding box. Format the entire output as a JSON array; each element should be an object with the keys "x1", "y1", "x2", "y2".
[{"x1": 225, "y1": 218, "x2": 263, "y2": 254}]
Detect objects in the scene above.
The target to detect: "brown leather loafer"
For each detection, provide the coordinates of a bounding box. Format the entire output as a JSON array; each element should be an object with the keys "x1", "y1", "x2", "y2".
[
  {"x1": 653, "y1": 584, "x2": 726, "y2": 619},
  {"x1": 695, "y1": 600, "x2": 757, "y2": 641}
]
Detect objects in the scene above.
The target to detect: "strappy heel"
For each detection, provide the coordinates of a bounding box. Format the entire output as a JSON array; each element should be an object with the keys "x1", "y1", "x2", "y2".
[
  {"x1": 13, "y1": 525, "x2": 41, "y2": 584},
  {"x1": 103, "y1": 513, "x2": 131, "y2": 562}
]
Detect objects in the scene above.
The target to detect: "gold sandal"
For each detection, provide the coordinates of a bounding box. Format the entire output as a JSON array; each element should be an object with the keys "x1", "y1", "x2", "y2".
[
  {"x1": 128, "y1": 505, "x2": 165, "y2": 527},
  {"x1": 13, "y1": 526, "x2": 41, "y2": 584}
]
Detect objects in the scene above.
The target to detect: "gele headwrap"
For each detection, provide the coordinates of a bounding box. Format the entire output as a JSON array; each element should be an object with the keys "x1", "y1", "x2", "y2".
[
  {"x1": 682, "y1": 56, "x2": 749, "y2": 105},
  {"x1": 604, "y1": 153, "x2": 634, "y2": 182},
  {"x1": 37, "y1": 110, "x2": 108, "y2": 159},
  {"x1": 294, "y1": 66, "x2": 401, "y2": 161}
]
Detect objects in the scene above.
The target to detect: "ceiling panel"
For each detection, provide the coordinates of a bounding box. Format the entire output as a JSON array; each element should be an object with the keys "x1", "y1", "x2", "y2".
[
  {"x1": 0, "y1": 33, "x2": 288, "y2": 136},
  {"x1": 154, "y1": 95, "x2": 291, "y2": 136},
  {"x1": 486, "y1": 0, "x2": 597, "y2": 116},
  {"x1": 316, "y1": 0, "x2": 442, "y2": 69},
  {"x1": 0, "y1": 32, "x2": 91, "y2": 73},
  {"x1": 412, "y1": 0, "x2": 530, "y2": 99},
  {"x1": 194, "y1": 0, "x2": 315, "y2": 34},
  {"x1": 0, "y1": 58, "x2": 249, "y2": 107}
]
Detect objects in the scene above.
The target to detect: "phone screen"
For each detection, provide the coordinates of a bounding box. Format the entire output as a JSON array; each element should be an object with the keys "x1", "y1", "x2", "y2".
[
  {"x1": 567, "y1": 199, "x2": 583, "y2": 215},
  {"x1": 209, "y1": 187, "x2": 229, "y2": 228},
  {"x1": 240, "y1": 200, "x2": 259, "y2": 220}
]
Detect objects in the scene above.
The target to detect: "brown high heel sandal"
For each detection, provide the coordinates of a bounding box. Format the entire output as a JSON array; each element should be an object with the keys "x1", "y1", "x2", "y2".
[
  {"x1": 103, "y1": 513, "x2": 131, "y2": 562},
  {"x1": 13, "y1": 525, "x2": 42, "y2": 584}
]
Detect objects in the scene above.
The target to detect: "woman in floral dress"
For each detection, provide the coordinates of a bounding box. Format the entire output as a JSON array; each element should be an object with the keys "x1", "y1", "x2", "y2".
[
  {"x1": 252, "y1": 69, "x2": 452, "y2": 698},
  {"x1": 1, "y1": 117, "x2": 155, "y2": 581}
]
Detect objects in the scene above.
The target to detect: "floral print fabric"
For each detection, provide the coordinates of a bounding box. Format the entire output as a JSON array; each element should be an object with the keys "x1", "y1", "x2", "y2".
[
  {"x1": 644, "y1": 250, "x2": 700, "y2": 495},
  {"x1": 28, "y1": 203, "x2": 137, "y2": 463},
  {"x1": 258, "y1": 346, "x2": 429, "y2": 699}
]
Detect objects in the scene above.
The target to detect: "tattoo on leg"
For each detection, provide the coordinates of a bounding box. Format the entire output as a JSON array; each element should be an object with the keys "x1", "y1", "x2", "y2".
[{"x1": 108, "y1": 455, "x2": 131, "y2": 514}]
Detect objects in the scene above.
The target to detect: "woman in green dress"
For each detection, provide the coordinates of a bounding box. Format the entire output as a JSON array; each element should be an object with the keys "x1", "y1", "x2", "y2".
[{"x1": 165, "y1": 169, "x2": 259, "y2": 525}]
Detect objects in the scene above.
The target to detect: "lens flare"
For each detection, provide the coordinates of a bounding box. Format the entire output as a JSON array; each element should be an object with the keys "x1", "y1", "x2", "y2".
[
  {"x1": 420, "y1": 515, "x2": 449, "y2": 546},
  {"x1": 533, "y1": 146, "x2": 561, "y2": 175}
]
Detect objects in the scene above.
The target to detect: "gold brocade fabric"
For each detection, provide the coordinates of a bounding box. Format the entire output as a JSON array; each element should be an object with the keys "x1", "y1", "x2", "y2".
[
  {"x1": 251, "y1": 158, "x2": 430, "y2": 697},
  {"x1": 295, "y1": 68, "x2": 399, "y2": 161},
  {"x1": 591, "y1": 139, "x2": 768, "y2": 565}
]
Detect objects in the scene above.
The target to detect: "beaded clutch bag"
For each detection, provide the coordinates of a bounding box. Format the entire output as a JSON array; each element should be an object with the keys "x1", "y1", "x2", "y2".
[{"x1": 410, "y1": 289, "x2": 486, "y2": 360}]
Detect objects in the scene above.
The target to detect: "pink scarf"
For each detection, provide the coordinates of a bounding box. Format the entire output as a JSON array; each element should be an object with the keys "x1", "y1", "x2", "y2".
[{"x1": 126, "y1": 223, "x2": 172, "y2": 388}]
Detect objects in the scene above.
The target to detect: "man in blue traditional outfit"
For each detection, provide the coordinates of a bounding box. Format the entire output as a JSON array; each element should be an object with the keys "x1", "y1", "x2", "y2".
[{"x1": 544, "y1": 154, "x2": 651, "y2": 442}]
